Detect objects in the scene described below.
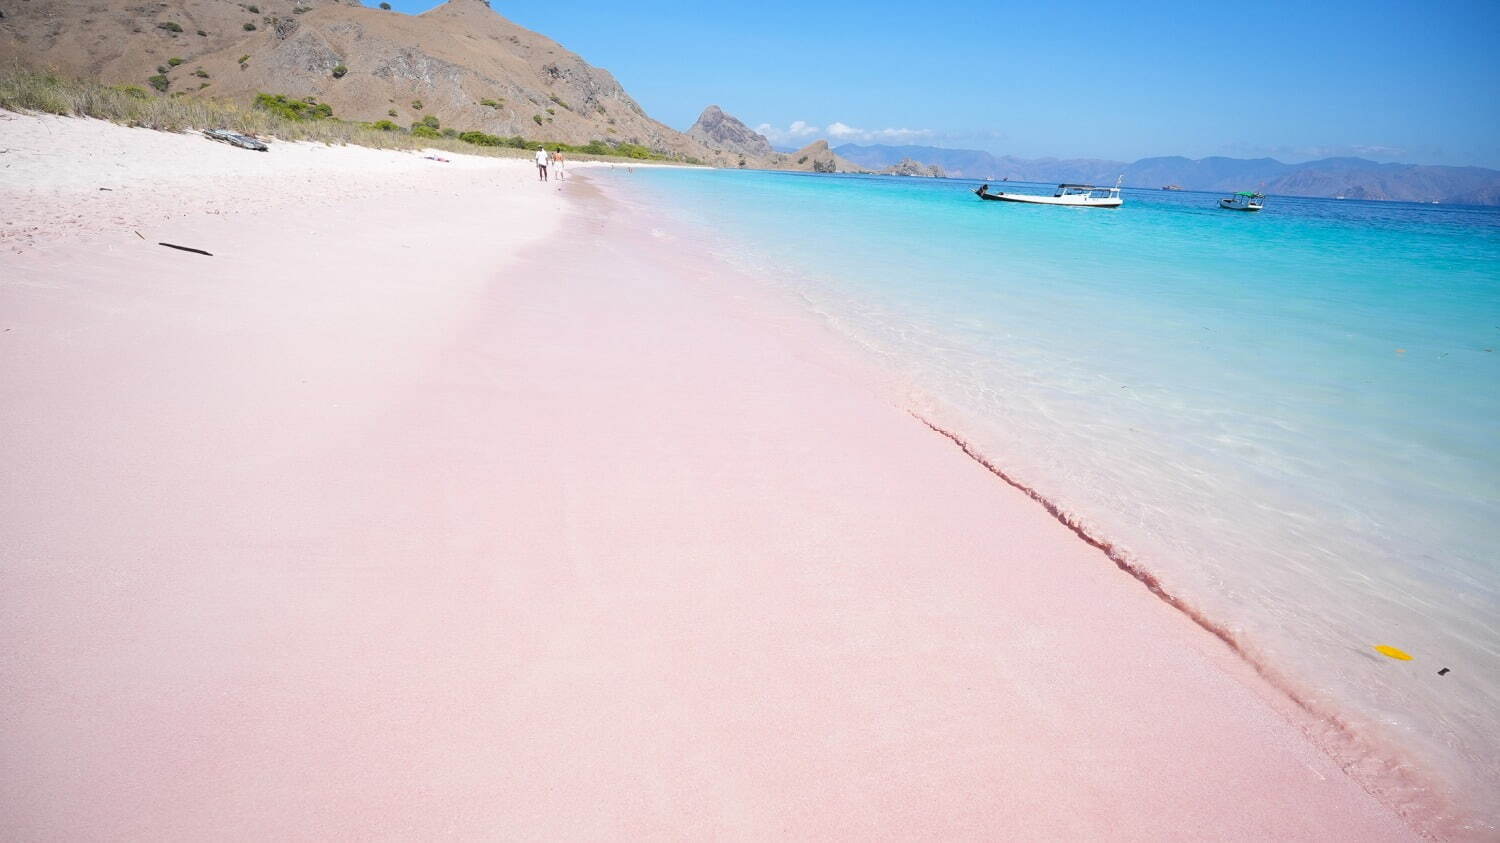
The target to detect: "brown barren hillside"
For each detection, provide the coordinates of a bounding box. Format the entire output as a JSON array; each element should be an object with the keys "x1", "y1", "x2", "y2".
[
  {"x1": 0, "y1": 0, "x2": 718, "y2": 157},
  {"x1": 1, "y1": 0, "x2": 870, "y2": 167},
  {"x1": 0, "y1": 0, "x2": 353, "y2": 82}
]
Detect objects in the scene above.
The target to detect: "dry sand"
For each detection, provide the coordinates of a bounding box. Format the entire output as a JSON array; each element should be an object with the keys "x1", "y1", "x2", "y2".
[{"x1": 1, "y1": 114, "x2": 1414, "y2": 838}]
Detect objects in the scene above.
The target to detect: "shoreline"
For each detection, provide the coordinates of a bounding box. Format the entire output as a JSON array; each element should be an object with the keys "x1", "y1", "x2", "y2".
[
  {"x1": 593, "y1": 166, "x2": 1495, "y2": 838},
  {"x1": 2, "y1": 114, "x2": 1418, "y2": 838}
]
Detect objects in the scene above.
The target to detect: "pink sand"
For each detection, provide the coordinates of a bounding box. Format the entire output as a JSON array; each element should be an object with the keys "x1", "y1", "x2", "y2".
[{"x1": 1, "y1": 115, "x2": 1413, "y2": 838}]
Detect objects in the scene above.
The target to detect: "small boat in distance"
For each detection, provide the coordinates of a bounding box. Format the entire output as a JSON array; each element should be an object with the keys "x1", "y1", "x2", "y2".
[
  {"x1": 1162, "y1": 184, "x2": 1182, "y2": 191},
  {"x1": 975, "y1": 176, "x2": 1124, "y2": 207},
  {"x1": 1219, "y1": 191, "x2": 1264, "y2": 211}
]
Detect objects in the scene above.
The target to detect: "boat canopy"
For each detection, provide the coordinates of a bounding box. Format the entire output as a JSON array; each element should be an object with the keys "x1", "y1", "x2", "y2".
[
  {"x1": 1234, "y1": 191, "x2": 1265, "y2": 197},
  {"x1": 1058, "y1": 183, "x2": 1099, "y2": 189}
]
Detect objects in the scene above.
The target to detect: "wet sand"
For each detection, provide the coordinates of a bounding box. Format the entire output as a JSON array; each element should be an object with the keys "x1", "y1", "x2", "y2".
[{"x1": 0, "y1": 114, "x2": 1412, "y2": 838}]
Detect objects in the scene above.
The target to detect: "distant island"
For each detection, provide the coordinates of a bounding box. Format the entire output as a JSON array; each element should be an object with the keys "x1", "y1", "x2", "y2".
[{"x1": 833, "y1": 144, "x2": 1500, "y2": 205}]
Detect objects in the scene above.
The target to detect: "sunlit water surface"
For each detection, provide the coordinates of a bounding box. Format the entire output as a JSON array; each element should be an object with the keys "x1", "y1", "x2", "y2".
[{"x1": 599, "y1": 168, "x2": 1499, "y2": 832}]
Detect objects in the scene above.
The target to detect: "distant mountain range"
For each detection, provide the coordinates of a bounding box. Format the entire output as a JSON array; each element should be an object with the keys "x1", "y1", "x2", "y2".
[{"x1": 834, "y1": 144, "x2": 1500, "y2": 205}]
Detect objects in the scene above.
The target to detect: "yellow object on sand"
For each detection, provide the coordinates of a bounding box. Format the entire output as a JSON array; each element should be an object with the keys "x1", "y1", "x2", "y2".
[{"x1": 1374, "y1": 645, "x2": 1413, "y2": 660}]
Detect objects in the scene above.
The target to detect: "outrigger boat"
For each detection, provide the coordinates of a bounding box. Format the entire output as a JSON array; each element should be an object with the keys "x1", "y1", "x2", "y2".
[
  {"x1": 1219, "y1": 191, "x2": 1264, "y2": 211},
  {"x1": 975, "y1": 176, "x2": 1124, "y2": 207}
]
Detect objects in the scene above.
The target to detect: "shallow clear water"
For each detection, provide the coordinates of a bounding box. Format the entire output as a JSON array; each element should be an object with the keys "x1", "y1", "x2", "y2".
[{"x1": 605, "y1": 168, "x2": 1500, "y2": 830}]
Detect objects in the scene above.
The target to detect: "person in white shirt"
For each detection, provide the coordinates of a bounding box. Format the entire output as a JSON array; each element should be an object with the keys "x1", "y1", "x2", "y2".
[{"x1": 534, "y1": 147, "x2": 549, "y2": 182}]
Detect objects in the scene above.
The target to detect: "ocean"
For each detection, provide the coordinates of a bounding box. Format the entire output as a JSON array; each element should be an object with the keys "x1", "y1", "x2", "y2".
[{"x1": 602, "y1": 167, "x2": 1500, "y2": 832}]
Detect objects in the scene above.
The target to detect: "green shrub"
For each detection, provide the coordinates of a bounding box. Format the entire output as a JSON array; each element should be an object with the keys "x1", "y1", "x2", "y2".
[
  {"x1": 419, "y1": 114, "x2": 438, "y2": 129},
  {"x1": 147, "y1": 74, "x2": 169, "y2": 92},
  {"x1": 410, "y1": 99, "x2": 422, "y2": 110},
  {"x1": 456, "y1": 131, "x2": 532, "y2": 149},
  {"x1": 479, "y1": 98, "x2": 502, "y2": 108},
  {"x1": 548, "y1": 94, "x2": 570, "y2": 111},
  {"x1": 193, "y1": 69, "x2": 209, "y2": 78},
  {"x1": 612, "y1": 142, "x2": 652, "y2": 159},
  {"x1": 0, "y1": 69, "x2": 697, "y2": 165},
  {"x1": 247, "y1": 4, "x2": 259, "y2": 12},
  {"x1": 167, "y1": 57, "x2": 184, "y2": 67},
  {"x1": 379, "y1": 1, "x2": 391, "y2": 7},
  {"x1": 238, "y1": 54, "x2": 250, "y2": 64},
  {"x1": 387, "y1": 108, "x2": 397, "y2": 117},
  {"x1": 243, "y1": 22, "x2": 256, "y2": 30},
  {"x1": 410, "y1": 124, "x2": 440, "y2": 139},
  {"x1": 293, "y1": 5, "x2": 311, "y2": 13},
  {"x1": 331, "y1": 64, "x2": 347, "y2": 78},
  {"x1": 532, "y1": 113, "x2": 543, "y2": 126},
  {"x1": 196, "y1": 29, "x2": 207, "y2": 36},
  {"x1": 458, "y1": 130, "x2": 502, "y2": 146},
  {"x1": 545, "y1": 107, "x2": 555, "y2": 115},
  {"x1": 253, "y1": 92, "x2": 332, "y2": 120},
  {"x1": 156, "y1": 65, "x2": 169, "y2": 74},
  {"x1": 157, "y1": 21, "x2": 183, "y2": 33},
  {"x1": 0, "y1": 68, "x2": 670, "y2": 162}
]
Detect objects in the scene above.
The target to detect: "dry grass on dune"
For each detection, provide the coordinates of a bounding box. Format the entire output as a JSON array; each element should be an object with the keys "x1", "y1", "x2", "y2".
[{"x1": 0, "y1": 67, "x2": 675, "y2": 164}]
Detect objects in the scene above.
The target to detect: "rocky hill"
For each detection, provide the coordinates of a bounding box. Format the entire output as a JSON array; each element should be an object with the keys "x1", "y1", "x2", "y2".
[
  {"x1": 770, "y1": 140, "x2": 864, "y2": 174},
  {"x1": 1, "y1": 0, "x2": 722, "y2": 158},
  {"x1": 687, "y1": 105, "x2": 772, "y2": 161},
  {"x1": 683, "y1": 108, "x2": 867, "y2": 172}
]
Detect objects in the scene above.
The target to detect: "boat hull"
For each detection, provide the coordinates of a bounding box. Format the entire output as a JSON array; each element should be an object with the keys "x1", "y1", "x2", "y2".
[
  {"x1": 993, "y1": 193, "x2": 1123, "y2": 207},
  {"x1": 1218, "y1": 200, "x2": 1262, "y2": 211}
]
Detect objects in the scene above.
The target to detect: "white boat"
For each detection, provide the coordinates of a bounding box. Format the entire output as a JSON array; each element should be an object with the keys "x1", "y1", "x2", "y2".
[
  {"x1": 975, "y1": 176, "x2": 1123, "y2": 207},
  {"x1": 1219, "y1": 191, "x2": 1264, "y2": 211}
]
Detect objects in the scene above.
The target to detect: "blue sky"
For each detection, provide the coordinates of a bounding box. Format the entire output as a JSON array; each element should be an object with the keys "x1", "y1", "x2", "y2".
[{"x1": 370, "y1": 0, "x2": 1500, "y2": 167}]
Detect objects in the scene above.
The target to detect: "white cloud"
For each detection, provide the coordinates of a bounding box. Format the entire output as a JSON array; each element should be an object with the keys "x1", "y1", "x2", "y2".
[{"x1": 755, "y1": 120, "x2": 933, "y2": 145}]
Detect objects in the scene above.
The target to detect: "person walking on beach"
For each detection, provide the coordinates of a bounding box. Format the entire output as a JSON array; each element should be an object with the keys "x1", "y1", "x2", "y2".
[
  {"x1": 534, "y1": 146, "x2": 549, "y2": 182},
  {"x1": 551, "y1": 149, "x2": 565, "y2": 180}
]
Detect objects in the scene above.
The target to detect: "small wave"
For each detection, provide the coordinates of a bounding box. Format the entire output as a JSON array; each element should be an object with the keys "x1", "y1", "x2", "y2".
[{"x1": 911, "y1": 411, "x2": 1461, "y2": 838}]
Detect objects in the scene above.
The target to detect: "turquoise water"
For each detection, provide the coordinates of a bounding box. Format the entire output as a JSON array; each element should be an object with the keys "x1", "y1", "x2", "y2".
[{"x1": 606, "y1": 169, "x2": 1500, "y2": 831}]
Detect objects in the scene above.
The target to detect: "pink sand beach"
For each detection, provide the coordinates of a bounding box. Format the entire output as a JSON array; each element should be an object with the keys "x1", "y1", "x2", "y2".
[{"x1": 1, "y1": 115, "x2": 1414, "y2": 838}]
